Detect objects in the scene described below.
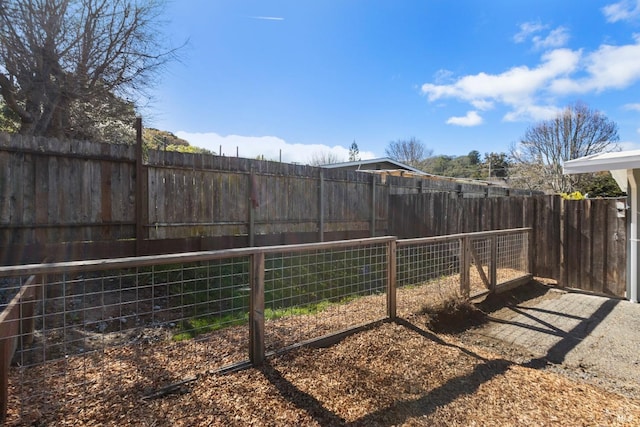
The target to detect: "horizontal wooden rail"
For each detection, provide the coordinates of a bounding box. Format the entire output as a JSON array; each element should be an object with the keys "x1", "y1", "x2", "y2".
[
  {"x1": 0, "y1": 236, "x2": 397, "y2": 277},
  {"x1": 397, "y1": 227, "x2": 532, "y2": 247}
]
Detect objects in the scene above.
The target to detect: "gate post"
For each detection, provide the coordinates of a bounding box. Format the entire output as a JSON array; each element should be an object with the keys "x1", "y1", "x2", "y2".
[
  {"x1": 460, "y1": 236, "x2": 470, "y2": 298},
  {"x1": 387, "y1": 239, "x2": 397, "y2": 320},
  {"x1": 249, "y1": 252, "x2": 265, "y2": 366}
]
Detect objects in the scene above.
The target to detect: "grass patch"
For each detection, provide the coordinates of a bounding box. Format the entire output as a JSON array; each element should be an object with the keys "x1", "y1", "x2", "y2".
[
  {"x1": 172, "y1": 298, "x2": 344, "y2": 340},
  {"x1": 173, "y1": 312, "x2": 248, "y2": 341},
  {"x1": 264, "y1": 300, "x2": 332, "y2": 320}
]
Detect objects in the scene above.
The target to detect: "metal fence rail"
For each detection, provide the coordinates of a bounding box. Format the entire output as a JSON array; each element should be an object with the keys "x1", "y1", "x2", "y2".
[{"x1": 0, "y1": 230, "x2": 530, "y2": 423}]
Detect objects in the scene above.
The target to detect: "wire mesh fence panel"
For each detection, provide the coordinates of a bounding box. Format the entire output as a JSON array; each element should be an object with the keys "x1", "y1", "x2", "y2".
[
  {"x1": 7, "y1": 256, "x2": 251, "y2": 422},
  {"x1": 0, "y1": 231, "x2": 530, "y2": 424},
  {"x1": 396, "y1": 240, "x2": 462, "y2": 317},
  {"x1": 263, "y1": 242, "x2": 388, "y2": 353},
  {"x1": 469, "y1": 237, "x2": 492, "y2": 298},
  {"x1": 395, "y1": 229, "x2": 532, "y2": 316},
  {"x1": 496, "y1": 231, "x2": 530, "y2": 284}
]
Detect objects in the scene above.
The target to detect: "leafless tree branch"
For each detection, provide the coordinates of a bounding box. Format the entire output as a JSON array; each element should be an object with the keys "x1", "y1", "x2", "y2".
[
  {"x1": 510, "y1": 102, "x2": 619, "y2": 193},
  {"x1": 0, "y1": 0, "x2": 180, "y2": 139}
]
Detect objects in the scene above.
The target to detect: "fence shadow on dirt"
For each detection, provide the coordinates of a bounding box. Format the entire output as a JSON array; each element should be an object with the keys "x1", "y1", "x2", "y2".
[
  {"x1": 520, "y1": 297, "x2": 620, "y2": 368},
  {"x1": 259, "y1": 318, "x2": 514, "y2": 427},
  {"x1": 261, "y1": 362, "x2": 348, "y2": 426},
  {"x1": 470, "y1": 280, "x2": 622, "y2": 369}
]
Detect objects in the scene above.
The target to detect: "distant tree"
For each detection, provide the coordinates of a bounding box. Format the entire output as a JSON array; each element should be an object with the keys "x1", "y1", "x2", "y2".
[
  {"x1": 578, "y1": 172, "x2": 625, "y2": 198},
  {"x1": 468, "y1": 150, "x2": 481, "y2": 165},
  {"x1": 484, "y1": 152, "x2": 510, "y2": 178},
  {"x1": 422, "y1": 155, "x2": 453, "y2": 176},
  {"x1": 422, "y1": 153, "x2": 486, "y2": 179},
  {"x1": 0, "y1": 100, "x2": 19, "y2": 133},
  {"x1": 0, "y1": 0, "x2": 179, "y2": 140},
  {"x1": 143, "y1": 128, "x2": 211, "y2": 154},
  {"x1": 70, "y1": 94, "x2": 137, "y2": 143},
  {"x1": 308, "y1": 151, "x2": 343, "y2": 166},
  {"x1": 507, "y1": 162, "x2": 549, "y2": 192},
  {"x1": 348, "y1": 141, "x2": 360, "y2": 162},
  {"x1": 385, "y1": 137, "x2": 432, "y2": 169},
  {"x1": 510, "y1": 102, "x2": 619, "y2": 193}
]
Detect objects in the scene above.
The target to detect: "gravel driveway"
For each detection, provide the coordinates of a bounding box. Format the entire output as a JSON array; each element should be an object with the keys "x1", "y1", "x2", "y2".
[{"x1": 459, "y1": 281, "x2": 640, "y2": 399}]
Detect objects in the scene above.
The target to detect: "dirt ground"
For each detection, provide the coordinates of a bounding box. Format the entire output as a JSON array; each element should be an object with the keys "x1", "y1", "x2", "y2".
[
  {"x1": 457, "y1": 279, "x2": 640, "y2": 401},
  {"x1": 7, "y1": 279, "x2": 640, "y2": 426}
]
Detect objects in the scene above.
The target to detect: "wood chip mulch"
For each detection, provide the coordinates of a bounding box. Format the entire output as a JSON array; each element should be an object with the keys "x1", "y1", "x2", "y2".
[{"x1": 7, "y1": 275, "x2": 640, "y2": 426}]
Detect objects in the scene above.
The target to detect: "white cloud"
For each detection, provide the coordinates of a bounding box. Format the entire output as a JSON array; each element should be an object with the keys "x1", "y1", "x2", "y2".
[
  {"x1": 174, "y1": 131, "x2": 376, "y2": 164},
  {"x1": 602, "y1": 0, "x2": 640, "y2": 22},
  {"x1": 551, "y1": 35, "x2": 640, "y2": 93},
  {"x1": 471, "y1": 99, "x2": 494, "y2": 111},
  {"x1": 503, "y1": 104, "x2": 560, "y2": 122},
  {"x1": 513, "y1": 22, "x2": 569, "y2": 50},
  {"x1": 249, "y1": 16, "x2": 284, "y2": 21},
  {"x1": 624, "y1": 103, "x2": 640, "y2": 111},
  {"x1": 532, "y1": 27, "x2": 570, "y2": 50},
  {"x1": 513, "y1": 21, "x2": 546, "y2": 43},
  {"x1": 619, "y1": 140, "x2": 640, "y2": 150},
  {"x1": 446, "y1": 111, "x2": 483, "y2": 127},
  {"x1": 421, "y1": 28, "x2": 640, "y2": 123},
  {"x1": 421, "y1": 48, "x2": 580, "y2": 121},
  {"x1": 433, "y1": 69, "x2": 455, "y2": 84}
]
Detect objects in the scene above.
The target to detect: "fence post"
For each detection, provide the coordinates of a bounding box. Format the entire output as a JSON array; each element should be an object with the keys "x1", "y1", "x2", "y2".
[
  {"x1": 559, "y1": 197, "x2": 566, "y2": 287},
  {"x1": 249, "y1": 251, "x2": 265, "y2": 366},
  {"x1": 249, "y1": 167, "x2": 256, "y2": 247},
  {"x1": 527, "y1": 229, "x2": 533, "y2": 275},
  {"x1": 526, "y1": 197, "x2": 537, "y2": 276},
  {"x1": 387, "y1": 239, "x2": 397, "y2": 320},
  {"x1": 19, "y1": 276, "x2": 37, "y2": 348},
  {"x1": 371, "y1": 174, "x2": 377, "y2": 237},
  {"x1": 318, "y1": 169, "x2": 325, "y2": 242},
  {"x1": 490, "y1": 235, "x2": 497, "y2": 292},
  {"x1": 135, "y1": 117, "x2": 144, "y2": 256},
  {"x1": 460, "y1": 236, "x2": 470, "y2": 298}
]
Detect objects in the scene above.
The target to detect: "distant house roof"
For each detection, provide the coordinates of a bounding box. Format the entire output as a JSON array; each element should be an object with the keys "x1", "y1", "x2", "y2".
[{"x1": 320, "y1": 158, "x2": 430, "y2": 175}]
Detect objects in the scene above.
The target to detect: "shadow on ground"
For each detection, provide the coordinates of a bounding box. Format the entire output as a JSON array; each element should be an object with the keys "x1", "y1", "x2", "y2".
[{"x1": 259, "y1": 280, "x2": 624, "y2": 426}]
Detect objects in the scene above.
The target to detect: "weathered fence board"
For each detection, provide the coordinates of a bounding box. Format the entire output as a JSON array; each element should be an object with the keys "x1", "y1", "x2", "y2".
[
  {"x1": 0, "y1": 133, "x2": 628, "y2": 298},
  {"x1": 1, "y1": 135, "x2": 513, "y2": 255},
  {"x1": 561, "y1": 199, "x2": 626, "y2": 297},
  {"x1": 388, "y1": 193, "x2": 626, "y2": 297},
  {"x1": 0, "y1": 135, "x2": 136, "y2": 249}
]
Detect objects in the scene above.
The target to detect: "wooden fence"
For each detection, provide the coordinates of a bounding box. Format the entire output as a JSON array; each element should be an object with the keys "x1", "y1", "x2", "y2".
[
  {"x1": 389, "y1": 193, "x2": 627, "y2": 297},
  {"x1": 0, "y1": 133, "x2": 528, "y2": 265},
  {"x1": 0, "y1": 133, "x2": 628, "y2": 297},
  {"x1": 561, "y1": 199, "x2": 627, "y2": 296}
]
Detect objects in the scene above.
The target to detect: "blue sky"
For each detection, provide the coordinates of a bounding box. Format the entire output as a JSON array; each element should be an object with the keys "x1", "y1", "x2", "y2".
[{"x1": 148, "y1": 0, "x2": 640, "y2": 164}]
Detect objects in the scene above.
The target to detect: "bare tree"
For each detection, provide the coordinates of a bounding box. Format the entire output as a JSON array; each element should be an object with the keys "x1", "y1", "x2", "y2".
[
  {"x1": 510, "y1": 102, "x2": 619, "y2": 193},
  {"x1": 385, "y1": 137, "x2": 433, "y2": 169},
  {"x1": 0, "y1": 0, "x2": 179, "y2": 140},
  {"x1": 308, "y1": 151, "x2": 343, "y2": 166}
]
